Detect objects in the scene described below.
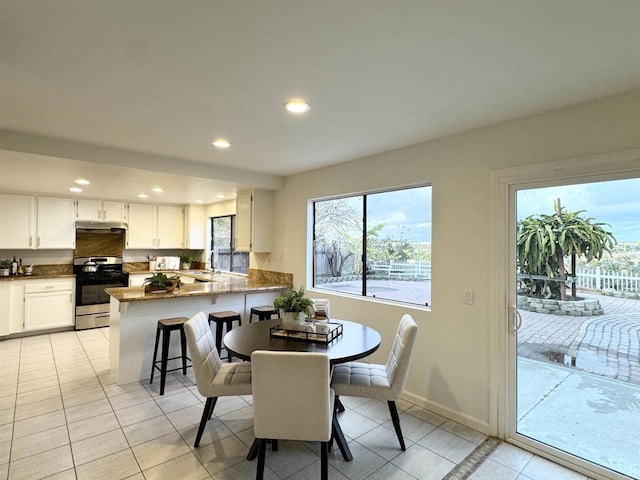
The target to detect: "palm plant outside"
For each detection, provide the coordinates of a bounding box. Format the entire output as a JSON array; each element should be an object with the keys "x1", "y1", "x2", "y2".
[{"x1": 517, "y1": 199, "x2": 617, "y2": 300}]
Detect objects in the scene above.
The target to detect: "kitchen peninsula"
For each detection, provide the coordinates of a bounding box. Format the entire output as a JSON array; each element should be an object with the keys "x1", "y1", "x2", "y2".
[{"x1": 106, "y1": 273, "x2": 290, "y2": 385}]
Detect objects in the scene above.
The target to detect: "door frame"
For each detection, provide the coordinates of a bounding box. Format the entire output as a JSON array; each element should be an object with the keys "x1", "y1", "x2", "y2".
[{"x1": 489, "y1": 148, "x2": 640, "y2": 479}]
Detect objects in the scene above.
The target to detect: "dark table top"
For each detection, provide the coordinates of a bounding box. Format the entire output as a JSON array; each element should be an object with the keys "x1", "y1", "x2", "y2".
[{"x1": 223, "y1": 318, "x2": 381, "y2": 364}]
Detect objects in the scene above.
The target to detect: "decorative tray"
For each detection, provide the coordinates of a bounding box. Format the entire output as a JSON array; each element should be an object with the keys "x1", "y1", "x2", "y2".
[{"x1": 270, "y1": 322, "x2": 343, "y2": 344}]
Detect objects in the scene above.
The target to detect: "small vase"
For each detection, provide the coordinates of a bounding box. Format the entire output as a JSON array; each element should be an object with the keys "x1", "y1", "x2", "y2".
[{"x1": 282, "y1": 311, "x2": 306, "y2": 330}]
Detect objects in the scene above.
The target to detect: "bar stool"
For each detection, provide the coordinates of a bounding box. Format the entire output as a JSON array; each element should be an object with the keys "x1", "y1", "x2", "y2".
[
  {"x1": 150, "y1": 317, "x2": 191, "y2": 395},
  {"x1": 207, "y1": 311, "x2": 242, "y2": 361},
  {"x1": 249, "y1": 305, "x2": 279, "y2": 323}
]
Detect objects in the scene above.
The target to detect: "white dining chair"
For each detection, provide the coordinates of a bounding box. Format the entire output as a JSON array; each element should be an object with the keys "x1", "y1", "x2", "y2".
[
  {"x1": 183, "y1": 311, "x2": 252, "y2": 447},
  {"x1": 252, "y1": 350, "x2": 343, "y2": 480},
  {"x1": 331, "y1": 314, "x2": 418, "y2": 450}
]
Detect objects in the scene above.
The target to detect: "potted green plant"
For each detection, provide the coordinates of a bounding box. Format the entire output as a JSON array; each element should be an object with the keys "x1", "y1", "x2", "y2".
[
  {"x1": 0, "y1": 259, "x2": 10, "y2": 277},
  {"x1": 179, "y1": 254, "x2": 196, "y2": 270},
  {"x1": 143, "y1": 273, "x2": 181, "y2": 293},
  {"x1": 273, "y1": 286, "x2": 314, "y2": 326}
]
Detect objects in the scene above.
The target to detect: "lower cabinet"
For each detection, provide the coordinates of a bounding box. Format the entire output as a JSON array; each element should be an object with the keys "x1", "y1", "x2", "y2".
[{"x1": 22, "y1": 280, "x2": 75, "y2": 332}]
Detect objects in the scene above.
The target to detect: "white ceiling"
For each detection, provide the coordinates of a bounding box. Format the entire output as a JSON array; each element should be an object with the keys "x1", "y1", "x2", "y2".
[{"x1": 2, "y1": 0, "x2": 640, "y2": 204}]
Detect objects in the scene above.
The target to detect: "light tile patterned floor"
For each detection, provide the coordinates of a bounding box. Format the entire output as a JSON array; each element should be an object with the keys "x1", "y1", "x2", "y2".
[{"x1": 0, "y1": 328, "x2": 587, "y2": 480}]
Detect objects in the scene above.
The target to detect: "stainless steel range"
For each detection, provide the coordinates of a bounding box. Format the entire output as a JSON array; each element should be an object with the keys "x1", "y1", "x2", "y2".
[{"x1": 73, "y1": 256, "x2": 129, "y2": 330}]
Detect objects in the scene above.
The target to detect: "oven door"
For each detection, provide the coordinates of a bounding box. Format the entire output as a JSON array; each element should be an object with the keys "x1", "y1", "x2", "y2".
[{"x1": 75, "y1": 278, "x2": 127, "y2": 329}]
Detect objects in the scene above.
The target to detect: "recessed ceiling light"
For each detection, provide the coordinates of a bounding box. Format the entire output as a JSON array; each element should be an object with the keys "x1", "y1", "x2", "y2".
[
  {"x1": 212, "y1": 138, "x2": 231, "y2": 149},
  {"x1": 152, "y1": 187, "x2": 164, "y2": 193},
  {"x1": 69, "y1": 187, "x2": 83, "y2": 193},
  {"x1": 216, "y1": 194, "x2": 225, "y2": 199},
  {"x1": 75, "y1": 178, "x2": 90, "y2": 185},
  {"x1": 137, "y1": 193, "x2": 148, "y2": 199},
  {"x1": 284, "y1": 99, "x2": 310, "y2": 113},
  {"x1": 195, "y1": 200, "x2": 204, "y2": 204}
]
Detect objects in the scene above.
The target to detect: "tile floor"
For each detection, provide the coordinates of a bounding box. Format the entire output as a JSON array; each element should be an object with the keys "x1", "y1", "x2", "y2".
[{"x1": 0, "y1": 328, "x2": 590, "y2": 480}]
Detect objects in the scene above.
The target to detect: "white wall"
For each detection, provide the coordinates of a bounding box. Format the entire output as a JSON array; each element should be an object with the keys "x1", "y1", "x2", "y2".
[{"x1": 266, "y1": 89, "x2": 640, "y2": 433}]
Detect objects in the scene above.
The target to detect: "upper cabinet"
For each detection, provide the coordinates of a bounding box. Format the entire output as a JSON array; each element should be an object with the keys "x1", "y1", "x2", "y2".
[
  {"x1": 0, "y1": 194, "x2": 36, "y2": 248},
  {"x1": 127, "y1": 203, "x2": 184, "y2": 249},
  {"x1": 236, "y1": 189, "x2": 272, "y2": 253},
  {"x1": 0, "y1": 194, "x2": 74, "y2": 249},
  {"x1": 76, "y1": 199, "x2": 127, "y2": 222},
  {"x1": 36, "y1": 197, "x2": 76, "y2": 248},
  {"x1": 184, "y1": 204, "x2": 206, "y2": 249}
]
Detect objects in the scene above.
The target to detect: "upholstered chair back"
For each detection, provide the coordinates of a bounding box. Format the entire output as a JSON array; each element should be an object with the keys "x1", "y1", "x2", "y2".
[
  {"x1": 385, "y1": 314, "x2": 418, "y2": 398},
  {"x1": 183, "y1": 311, "x2": 223, "y2": 397},
  {"x1": 252, "y1": 351, "x2": 333, "y2": 442}
]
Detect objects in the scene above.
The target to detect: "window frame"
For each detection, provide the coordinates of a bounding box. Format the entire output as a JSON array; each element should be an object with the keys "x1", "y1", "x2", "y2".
[{"x1": 311, "y1": 183, "x2": 432, "y2": 308}]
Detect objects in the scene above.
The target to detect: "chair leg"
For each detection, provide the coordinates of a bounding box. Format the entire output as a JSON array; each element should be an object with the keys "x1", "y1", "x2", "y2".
[
  {"x1": 271, "y1": 439, "x2": 278, "y2": 451},
  {"x1": 332, "y1": 415, "x2": 353, "y2": 461},
  {"x1": 335, "y1": 396, "x2": 345, "y2": 413},
  {"x1": 149, "y1": 326, "x2": 161, "y2": 384},
  {"x1": 256, "y1": 439, "x2": 267, "y2": 480},
  {"x1": 194, "y1": 397, "x2": 217, "y2": 447},
  {"x1": 320, "y1": 441, "x2": 328, "y2": 480},
  {"x1": 387, "y1": 400, "x2": 406, "y2": 451}
]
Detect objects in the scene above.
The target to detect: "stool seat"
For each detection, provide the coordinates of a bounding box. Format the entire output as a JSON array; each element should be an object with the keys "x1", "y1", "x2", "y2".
[
  {"x1": 249, "y1": 305, "x2": 279, "y2": 323},
  {"x1": 150, "y1": 317, "x2": 191, "y2": 395},
  {"x1": 208, "y1": 311, "x2": 242, "y2": 361}
]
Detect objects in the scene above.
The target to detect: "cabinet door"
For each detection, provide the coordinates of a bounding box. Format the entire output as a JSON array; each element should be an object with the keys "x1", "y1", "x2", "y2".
[
  {"x1": 76, "y1": 199, "x2": 103, "y2": 221},
  {"x1": 251, "y1": 190, "x2": 272, "y2": 252},
  {"x1": 0, "y1": 283, "x2": 9, "y2": 336},
  {"x1": 236, "y1": 192, "x2": 252, "y2": 252},
  {"x1": 36, "y1": 197, "x2": 75, "y2": 249},
  {"x1": 103, "y1": 201, "x2": 127, "y2": 222},
  {"x1": 157, "y1": 206, "x2": 184, "y2": 248},
  {"x1": 24, "y1": 291, "x2": 74, "y2": 330},
  {"x1": 127, "y1": 203, "x2": 157, "y2": 248},
  {"x1": 0, "y1": 194, "x2": 35, "y2": 248},
  {"x1": 184, "y1": 204, "x2": 206, "y2": 249}
]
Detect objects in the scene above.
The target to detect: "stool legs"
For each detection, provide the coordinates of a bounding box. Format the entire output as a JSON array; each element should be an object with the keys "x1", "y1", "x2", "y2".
[
  {"x1": 150, "y1": 326, "x2": 161, "y2": 385},
  {"x1": 160, "y1": 325, "x2": 171, "y2": 395},
  {"x1": 180, "y1": 328, "x2": 188, "y2": 375}
]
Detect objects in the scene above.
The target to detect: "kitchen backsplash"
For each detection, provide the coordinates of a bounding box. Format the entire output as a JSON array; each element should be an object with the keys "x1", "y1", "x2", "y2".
[{"x1": 75, "y1": 231, "x2": 125, "y2": 257}]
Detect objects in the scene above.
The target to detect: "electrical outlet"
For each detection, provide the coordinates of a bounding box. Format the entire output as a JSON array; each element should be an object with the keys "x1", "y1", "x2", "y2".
[{"x1": 463, "y1": 288, "x2": 474, "y2": 305}]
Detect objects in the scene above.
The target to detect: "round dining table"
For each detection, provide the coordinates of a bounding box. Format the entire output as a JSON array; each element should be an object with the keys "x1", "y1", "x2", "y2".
[
  {"x1": 223, "y1": 318, "x2": 382, "y2": 364},
  {"x1": 223, "y1": 317, "x2": 381, "y2": 462}
]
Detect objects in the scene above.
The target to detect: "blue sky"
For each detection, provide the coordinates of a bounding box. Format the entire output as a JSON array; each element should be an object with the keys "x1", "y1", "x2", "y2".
[{"x1": 517, "y1": 178, "x2": 640, "y2": 243}]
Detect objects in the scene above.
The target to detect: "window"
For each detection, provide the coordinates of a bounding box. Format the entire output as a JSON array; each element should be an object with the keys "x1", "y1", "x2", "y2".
[
  {"x1": 313, "y1": 185, "x2": 431, "y2": 306},
  {"x1": 211, "y1": 215, "x2": 249, "y2": 274}
]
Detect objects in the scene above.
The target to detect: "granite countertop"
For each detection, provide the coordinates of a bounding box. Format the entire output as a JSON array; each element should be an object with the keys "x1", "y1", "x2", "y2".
[
  {"x1": 106, "y1": 274, "x2": 289, "y2": 302},
  {"x1": 0, "y1": 274, "x2": 76, "y2": 282}
]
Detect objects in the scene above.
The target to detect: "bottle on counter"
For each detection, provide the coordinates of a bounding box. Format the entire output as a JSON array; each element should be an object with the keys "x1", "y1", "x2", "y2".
[
  {"x1": 10, "y1": 256, "x2": 18, "y2": 275},
  {"x1": 17, "y1": 258, "x2": 23, "y2": 275}
]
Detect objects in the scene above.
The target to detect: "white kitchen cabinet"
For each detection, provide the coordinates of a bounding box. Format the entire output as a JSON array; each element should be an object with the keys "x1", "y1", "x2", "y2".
[
  {"x1": 0, "y1": 283, "x2": 9, "y2": 336},
  {"x1": 128, "y1": 273, "x2": 149, "y2": 287},
  {"x1": 236, "y1": 189, "x2": 272, "y2": 253},
  {"x1": 127, "y1": 203, "x2": 184, "y2": 249},
  {"x1": 36, "y1": 197, "x2": 76, "y2": 249},
  {"x1": 157, "y1": 205, "x2": 184, "y2": 248},
  {"x1": 184, "y1": 204, "x2": 206, "y2": 249},
  {"x1": 76, "y1": 199, "x2": 127, "y2": 222},
  {"x1": 23, "y1": 280, "x2": 74, "y2": 331},
  {"x1": 0, "y1": 193, "x2": 35, "y2": 248}
]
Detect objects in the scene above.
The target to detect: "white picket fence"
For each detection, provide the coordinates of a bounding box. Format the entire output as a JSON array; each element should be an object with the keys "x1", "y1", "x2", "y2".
[
  {"x1": 575, "y1": 267, "x2": 640, "y2": 293},
  {"x1": 369, "y1": 261, "x2": 432, "y2": 280}
]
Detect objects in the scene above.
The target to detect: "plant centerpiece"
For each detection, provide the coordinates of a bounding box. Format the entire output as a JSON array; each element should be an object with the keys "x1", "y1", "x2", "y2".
[
  {"x1": 143, "y1": 273, "x2": 181, "y2": 293},
  {"x1": 0, "y1": 259, "x2": 10, "y2": 277},
  {"x1": 273, "y1": 286, "x2": 314, "y2": 327},
  {"x1": 179, "y1": 254, "x2": 195, "y2": 270}
]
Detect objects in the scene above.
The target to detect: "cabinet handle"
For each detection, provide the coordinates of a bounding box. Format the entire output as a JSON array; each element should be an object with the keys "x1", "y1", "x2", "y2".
[
  {"x1": 37, "y1": 237, "x2": 40, "y2": 248},
  {"x1": 29, "y1": 236, "x2": 33, "y2": 247},
  {"x1": 44, "y1": 286, "x2": 54, "y2": 290},
  {"x1": 98, "y1": 209, "x2": 102, "y2": 219}
]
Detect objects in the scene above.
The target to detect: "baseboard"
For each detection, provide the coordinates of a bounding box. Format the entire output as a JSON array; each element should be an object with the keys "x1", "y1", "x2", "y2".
[{"x1": 402, "y1": 391, "x2": 491, "y2": 436}]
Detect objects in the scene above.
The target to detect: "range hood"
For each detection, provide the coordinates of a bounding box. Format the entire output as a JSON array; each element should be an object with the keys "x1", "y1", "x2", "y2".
[{"x1": 76, "y1": 221, "x2": 128, "y2": 231}]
